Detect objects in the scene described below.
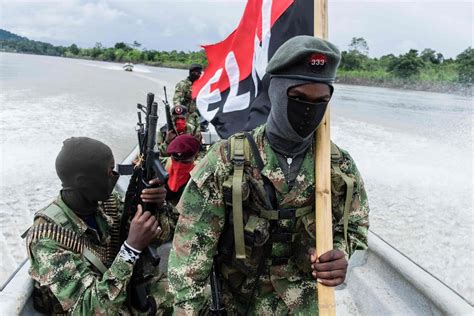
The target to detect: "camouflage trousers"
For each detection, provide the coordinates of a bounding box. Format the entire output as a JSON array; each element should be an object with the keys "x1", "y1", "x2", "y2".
[{"x1": 221, "y1": 278, "x2": 317, "y2": 315}]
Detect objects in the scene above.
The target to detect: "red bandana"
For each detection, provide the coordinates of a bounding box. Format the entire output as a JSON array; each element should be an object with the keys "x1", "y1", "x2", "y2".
[{"x1": 167, "y1": 160, "x2": 195, "y2": 192}]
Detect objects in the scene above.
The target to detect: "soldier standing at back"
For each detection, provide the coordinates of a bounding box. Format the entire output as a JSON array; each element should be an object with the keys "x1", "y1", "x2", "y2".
[
  {"x1": 168, "y1": 36, "x2": 370, "y2": 314},
  {"x1": 173, "y1": 64, "x2": 203, "y2": 129},
  {"x1": 26, "y1": 137, "x2": 174, "y2": 315}
]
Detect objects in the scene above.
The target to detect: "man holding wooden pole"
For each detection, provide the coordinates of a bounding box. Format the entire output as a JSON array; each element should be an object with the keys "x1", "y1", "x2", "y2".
[{"x1": 168, "y1": 34, "x2": 370, "y2": 315}]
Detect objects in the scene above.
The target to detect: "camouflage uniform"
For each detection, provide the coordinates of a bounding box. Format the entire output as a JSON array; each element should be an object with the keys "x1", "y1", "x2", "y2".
[
  {"x1": 27, "y1": 192, "x2": 175, "y2": 315},
  {"x1": 173, "y1": 78, "x2": 199, "y2": 129},
  {"x1": 168, "y1": 125, "x2": 370, "y2": 315}
]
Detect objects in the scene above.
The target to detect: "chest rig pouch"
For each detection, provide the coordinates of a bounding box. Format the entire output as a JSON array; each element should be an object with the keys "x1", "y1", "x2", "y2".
[
  {"x1": 222, "y1": 134, "x2": 354, "y2": 266},
  {"x1": 222, "y1": 133, "x2": 313, "y2": 266}
]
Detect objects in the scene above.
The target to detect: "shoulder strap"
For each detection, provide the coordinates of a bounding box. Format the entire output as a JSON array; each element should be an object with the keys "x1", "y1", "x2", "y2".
[
  {"x1": 230, "y1": 134, "x2": 246, "y2": 259},
  {"x1": 229, "y1": 132, "x2": 279, "y2": 260},
  {"x1": 243, "y1": 132, "x2": 276, "y2": 209},
  {"x1": 330, "y1": 142, "x2": 354, "y2": 250}
]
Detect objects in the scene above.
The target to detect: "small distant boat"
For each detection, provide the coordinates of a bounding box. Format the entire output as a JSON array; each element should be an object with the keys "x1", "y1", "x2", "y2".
[{"x1": 123, "y1": 62, "x2": 134, "y2": 72}]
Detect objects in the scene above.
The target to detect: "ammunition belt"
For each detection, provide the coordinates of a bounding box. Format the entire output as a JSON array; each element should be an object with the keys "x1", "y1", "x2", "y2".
[
  {"x1": 26, "y1": 222, "x2": 109, "y2": 267},
  {"x1": 101, "y1": 196, "x2": 121, "y2": 265}
]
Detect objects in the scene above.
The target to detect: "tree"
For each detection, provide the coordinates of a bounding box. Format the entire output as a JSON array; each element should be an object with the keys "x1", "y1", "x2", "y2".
[
  {"x1": 388, "y1": 49, "x2": 425, "y2": 79},
  {"x1": 126, "y1": 49, "x2": 142, "y2": 63},
  {"x1": 339, "y1": 37, "x2": 370, "y2": 71},
  {"x1": 114, "y1": 48, "x2": 126, "y2": 61},
  {"x1": 349, "y1": 37, "x2": 369, "y2": 56},
  {"x1": 420, "y1": 48, "x2": 443, "y2": 64},
  {"x1": 69, "y1": 43, "x2": 79, "y2": 55},
  {"x1": 456, "y1": 47, "x2": 474, "y2": 84},
  {"x1": 114, "y1": 42, "x2": 131, "y2": 51},
  {"x1": 101, "y1": 48, "x2": 116, "y2": 61},
  {"x1": 379, "y1": 54, "x2": 396, "y2": 69},
  {"x1": 91, "y1": 42, "x2": 103, "y2": 58},
  {"x1": 435, "y1": 53, "x2": 444, "y2": 64}
]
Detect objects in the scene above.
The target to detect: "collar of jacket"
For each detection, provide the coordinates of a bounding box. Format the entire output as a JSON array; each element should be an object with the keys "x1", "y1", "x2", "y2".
[
  {"x1": 253, "y1": 125, "x2": 315, "y2": 205},
  {"x1": 55, "y1": 195, "x2": 111, "y2": 243}
]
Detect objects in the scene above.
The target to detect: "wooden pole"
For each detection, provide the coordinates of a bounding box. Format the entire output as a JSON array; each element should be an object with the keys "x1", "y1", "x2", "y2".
[{"x1": 314, "y1": 0, "x2": 336, "y2": 315}]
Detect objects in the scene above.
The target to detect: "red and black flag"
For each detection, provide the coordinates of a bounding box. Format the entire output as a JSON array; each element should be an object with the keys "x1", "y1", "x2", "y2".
[{"x1": 192, "y1": 0, "x2": 314, "y2": 139}]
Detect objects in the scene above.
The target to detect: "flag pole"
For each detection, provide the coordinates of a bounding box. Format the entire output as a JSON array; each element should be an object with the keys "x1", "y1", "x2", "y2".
[{"x1": 314, "y1": 0, "x2": 336, "y2": 315}]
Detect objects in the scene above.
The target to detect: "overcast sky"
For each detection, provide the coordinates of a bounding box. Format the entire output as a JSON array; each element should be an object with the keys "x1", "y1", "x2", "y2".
[{"x1": 0, "y1": 0, "x2": 472, "y2": 58}]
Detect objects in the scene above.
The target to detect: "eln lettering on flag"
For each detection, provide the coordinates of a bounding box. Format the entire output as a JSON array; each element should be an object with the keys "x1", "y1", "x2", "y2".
[{"x1": 192, "y1": 0, "x2": 314, "y2": 139}]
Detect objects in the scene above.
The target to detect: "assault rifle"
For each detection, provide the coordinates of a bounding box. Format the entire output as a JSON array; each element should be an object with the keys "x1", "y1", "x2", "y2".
[
  {"x1": 162, "y1": 86, "x2": 177, "y2": 134},
  {"x1": 210, "y1": 257, "x2": 226, "y2": 315},
  {"x1": 118, "y1": 92, "x2": 169, "y2": 314}
]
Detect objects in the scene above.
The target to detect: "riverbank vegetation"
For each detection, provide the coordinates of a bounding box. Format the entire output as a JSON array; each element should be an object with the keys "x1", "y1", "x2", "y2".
[
  {"x1": 1, "y1": 29, "x2": 472, "y2": 94},
  {"x1": 335, "y1": 37, "x2": 472, "y2": 94}
]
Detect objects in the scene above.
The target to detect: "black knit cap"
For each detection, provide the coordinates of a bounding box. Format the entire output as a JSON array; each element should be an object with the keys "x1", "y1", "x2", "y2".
[{"x1": 189, "y1": 64, "x2": 202, "y2": 71}]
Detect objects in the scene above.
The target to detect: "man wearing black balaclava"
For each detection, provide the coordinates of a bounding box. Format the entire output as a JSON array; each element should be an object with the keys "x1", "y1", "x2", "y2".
[
  {"x1": 168, "y1": 36, "x2": 370, "y2": 314},
  {"x1": 26, "y1": 137, "x2": 174, "y2": 314},
  {"x1": 173, "y1": 64, "x2": 203, "y2": 130}
]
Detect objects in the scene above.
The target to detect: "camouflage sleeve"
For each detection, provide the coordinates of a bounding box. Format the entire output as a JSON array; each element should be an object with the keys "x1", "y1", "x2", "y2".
[
  {"x1": 332, "y1": 149, "x2": 370, "y2": 258},
  {"x1": 157, "y1": 202, "x2": 180, "y2": 244},
  {"x1": 168, "y1": 142, "x2": 228, "y2": 315},
  {"x1": 29, "y1": 238, "x2": 133, "y2": 314},
  {"x1": 158, "y1": 140, "x2": 170, "y2": 157},
  {"x1": 173, "y1": 80, "x2": 187, "y2": 107},
  {"x1": 187, "y1": 113, "x2": 200, "y2": 132}
]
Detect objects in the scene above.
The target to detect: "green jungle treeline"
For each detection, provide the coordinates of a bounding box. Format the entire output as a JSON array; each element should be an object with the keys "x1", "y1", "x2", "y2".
[{"x1": 1, "y1": 29, "x2": 472, "y2": 87}]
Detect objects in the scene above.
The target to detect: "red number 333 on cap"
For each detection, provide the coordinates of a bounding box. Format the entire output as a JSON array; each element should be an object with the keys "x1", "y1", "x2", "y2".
[{"x1": 308, "y1": 53, "x2": 327, "y2": 67}]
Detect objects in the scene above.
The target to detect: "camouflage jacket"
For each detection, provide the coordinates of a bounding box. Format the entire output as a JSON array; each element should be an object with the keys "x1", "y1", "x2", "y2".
[
  {"x1": 168, "y1": 125, "x2": 370, "y2": 315},
  {"x1": 27, "y1": 193, "x2": 176, "y2": 315},
  {"x1": 27, "y1": 193, "x2": 133, "y2": 315},
  {"x1": 173, "y1": 78, "x2": 200, "y2": 129},
  {"x1": 173, "y1": 78, "x2": 196, "y2": 114}
]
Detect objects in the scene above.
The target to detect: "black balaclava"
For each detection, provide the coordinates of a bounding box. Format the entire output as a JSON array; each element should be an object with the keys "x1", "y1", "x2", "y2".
[
  {"x1": 266, "y1": 77, "x2": 330, "y2": 157},
  {"x1": 188, "y1": 64, "x2": 202, "y2": 82},
  {"x1": 55, "y1": 137, "x2": 119, "y2": 216},
  {"x1": 266, "y1": 78, "x2": 331, "y2": 187}
]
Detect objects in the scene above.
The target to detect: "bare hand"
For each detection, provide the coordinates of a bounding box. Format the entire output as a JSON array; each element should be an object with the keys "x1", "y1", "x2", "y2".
[
  {"x1": 126, "y1": 205, "x2": 161, "y2": 251},
  {"x1": 141, "y1": 178, "x2": 167, "y2": 206},
  {"x1": 309, "y1": 248, "x2": 348, "y2": 286}
]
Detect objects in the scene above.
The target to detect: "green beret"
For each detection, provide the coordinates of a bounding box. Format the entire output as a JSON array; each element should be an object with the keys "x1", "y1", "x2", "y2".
[{"x1": 266, "y1": 35, "x2": 341, "y2": 84}]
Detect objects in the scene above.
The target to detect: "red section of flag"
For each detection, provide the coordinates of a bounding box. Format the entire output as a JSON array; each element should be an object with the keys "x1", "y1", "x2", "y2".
[{"x1": 192, "y1": 0, "x2": 294, "y2": 99}]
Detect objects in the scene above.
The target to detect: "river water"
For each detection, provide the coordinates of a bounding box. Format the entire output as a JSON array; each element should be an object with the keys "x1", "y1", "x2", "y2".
[{"x1": 0, "y1": 52, "x2": 472, "y2": 303}]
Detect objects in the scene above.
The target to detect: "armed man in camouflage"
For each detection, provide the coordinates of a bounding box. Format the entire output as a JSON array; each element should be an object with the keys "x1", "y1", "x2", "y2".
[
  {"x1": 168, "y1": 36, "x2": 370, "y2": 315},
  {"x1": 173, "y1": 64, "x2": 202, "y2": 129},
  {"x1": 157, "y1": 104, "x2": 202, "y2": 157},
  {"x1": 25, "y1": 137, "x2": 174, "y2": 315}
]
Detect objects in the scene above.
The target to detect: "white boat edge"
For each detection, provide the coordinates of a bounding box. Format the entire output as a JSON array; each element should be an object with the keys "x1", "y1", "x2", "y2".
[{"x1": 1, "y1": 143, "x2": 472, "y2": 315}]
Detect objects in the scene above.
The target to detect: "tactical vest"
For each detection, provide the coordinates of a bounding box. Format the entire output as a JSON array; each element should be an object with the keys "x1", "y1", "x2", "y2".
[
  {"x1": 217, "y1": 132, "x2": 354, "y2": 295},
  {"x1": 24, "y1": 196, "x2": 121, "y2": 314}
]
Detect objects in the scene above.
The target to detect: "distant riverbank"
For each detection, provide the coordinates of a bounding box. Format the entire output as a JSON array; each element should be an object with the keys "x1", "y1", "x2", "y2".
[
  {"x1": 2, "y1": 51, "x2": 472, "y2": 97},
  {"x1": 57, "y1": 54, "x2": 474, "y2": 97},
  {"x1": 336, "y1": 76, "x2": 472, "y2": 96},
  {"x1": 63, "y1": 54, "x2": 474, "y2": 97}
]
